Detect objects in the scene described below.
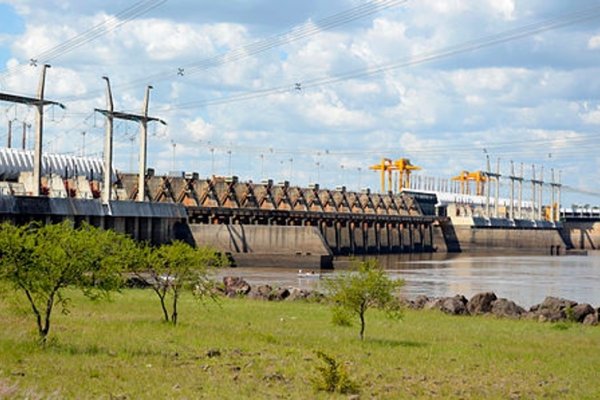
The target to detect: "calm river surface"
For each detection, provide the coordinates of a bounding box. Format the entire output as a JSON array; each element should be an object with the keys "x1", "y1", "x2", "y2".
[{"x1": 219, "y1": 253, "x2": 600, "y2": 308}]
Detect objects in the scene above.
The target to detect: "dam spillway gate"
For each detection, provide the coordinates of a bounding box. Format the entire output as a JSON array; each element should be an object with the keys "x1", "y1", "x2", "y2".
[{"x1": 117, "y1": 174, "x2": 442, "y2": 256}]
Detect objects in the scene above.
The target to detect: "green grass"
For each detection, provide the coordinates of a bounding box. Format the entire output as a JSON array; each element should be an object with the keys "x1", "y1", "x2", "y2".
[{"x1": 1, "y1": 287, "x2": 599, "y2": 399}]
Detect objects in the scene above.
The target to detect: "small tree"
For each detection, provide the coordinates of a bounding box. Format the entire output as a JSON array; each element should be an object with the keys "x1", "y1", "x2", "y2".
[
  {"x1": 137, "y1": 241, "x2": 226, "y2": 325},
  {"x1": 326, "y1": 259, "x2": 403, "y2": 340},
  {"x1": 0, "y1": 221, "x2": 132, "y2": 342}
]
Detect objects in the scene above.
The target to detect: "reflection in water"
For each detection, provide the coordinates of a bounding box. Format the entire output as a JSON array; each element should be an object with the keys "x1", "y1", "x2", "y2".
[{"x1": 218, "y1": 253, "x2": 600, "y2": 307}]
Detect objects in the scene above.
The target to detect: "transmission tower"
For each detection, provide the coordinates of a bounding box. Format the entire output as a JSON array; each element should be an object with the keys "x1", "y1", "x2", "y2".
[
  {"x1": 95, "y1": 77, "x2": 166, "y2": 203},
  {"x1": 0, "y1": 64, "x2": 65, "y2": 196}
]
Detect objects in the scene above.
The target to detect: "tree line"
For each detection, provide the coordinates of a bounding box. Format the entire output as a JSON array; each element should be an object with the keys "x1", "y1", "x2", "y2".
[
  {"x1": 0, "y1": 221, "x2": 227, "y2": 343},
  {"x1": 0, "y1": 221, "x2": 404, "y2": 344}
]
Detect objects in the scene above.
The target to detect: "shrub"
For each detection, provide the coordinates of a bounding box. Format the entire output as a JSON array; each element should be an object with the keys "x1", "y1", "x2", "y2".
[{"x1": 312, "y1": 351, "x2": 359, "y2": 394}]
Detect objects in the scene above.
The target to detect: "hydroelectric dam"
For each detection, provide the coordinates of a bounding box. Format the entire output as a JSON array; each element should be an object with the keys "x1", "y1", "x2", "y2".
[
  {"x1": 0, "y1": 147, "x2": 598, "y2": 269},
  {"x1": 0, "y1": 70, "x2": 598, "y2": 268}
]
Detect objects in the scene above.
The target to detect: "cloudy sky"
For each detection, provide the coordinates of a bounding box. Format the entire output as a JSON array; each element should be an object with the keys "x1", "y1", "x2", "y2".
[{"x1": 0, "y1": 0, "x2": 600, "y2": 206}]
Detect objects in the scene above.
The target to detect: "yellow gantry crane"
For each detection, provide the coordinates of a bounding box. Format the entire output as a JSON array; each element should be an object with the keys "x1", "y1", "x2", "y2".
[
  {"x1": 394, "y1": 158, "x2": 421, "y2": 191},
  {"x1": 369, "y1": 157, "x2": 421, "y2": 193},
  {"x1": 451, "y1": 170, "x2": 488, "y2": 195},
  {"x1": 369, "y1": 158, "x2": 394, "y2": 193},
  {"x1": 452, "y1": 170, "x2": 470, "y2": 194}
]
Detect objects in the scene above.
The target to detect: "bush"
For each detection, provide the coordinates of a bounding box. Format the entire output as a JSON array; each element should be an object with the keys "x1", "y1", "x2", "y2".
[{"x1": 312, "y1": 351, "x2": 359, "y2": 394}]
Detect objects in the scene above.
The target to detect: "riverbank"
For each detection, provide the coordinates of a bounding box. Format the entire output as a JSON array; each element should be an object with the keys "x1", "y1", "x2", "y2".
[
  {"x1": 218, "y1": 276, "x2": 599, "y2": 325},
  {"x1": 218, "y1": 253, "x2": 600, "y2": 307},
  {"x1": 1, "y1": 288, "x2": 599, "y2": 399}
]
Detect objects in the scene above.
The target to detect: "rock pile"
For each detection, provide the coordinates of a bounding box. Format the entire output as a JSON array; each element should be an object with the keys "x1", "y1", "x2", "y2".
[
  {"x1": 217, "y1": 277, "x2": 599, "y2": 326},
  {"x1": 220, "y1": 276, "x2": 325, "y2": 302},
  {"x1": 406, "y1": 293, "x2": 598, "y2": 326}
]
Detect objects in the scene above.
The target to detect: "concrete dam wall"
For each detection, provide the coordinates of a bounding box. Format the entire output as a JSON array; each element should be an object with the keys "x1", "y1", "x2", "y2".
[
  {"x1": 189, "y1": 224, "x2": 334, "y2": 268},
  {"x1": 317, "y1": 221, "x2": 444, "y2": 254},
  {"x1": 562, "y1": 221, "x2": 600, "y2": 250},
  {"x1": 446, "y1": 217, "x2": 567, "y2": 255},
  {"x1": 0, "y1": 195, "x2": 187, "y2": 245},
  {"x1": 188, "y1": 218, "x2": 571, "y2": 268}
]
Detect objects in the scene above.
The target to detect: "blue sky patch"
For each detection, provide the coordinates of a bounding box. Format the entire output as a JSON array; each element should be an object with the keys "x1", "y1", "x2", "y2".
[{"x1": 0, "y1": 4, "x2": 24, "y2": 67}]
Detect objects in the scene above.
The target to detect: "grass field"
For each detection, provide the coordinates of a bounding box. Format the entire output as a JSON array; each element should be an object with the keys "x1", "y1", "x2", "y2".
[{"x1": 1, "y1": 287, "x2": 599, "y2": 399}]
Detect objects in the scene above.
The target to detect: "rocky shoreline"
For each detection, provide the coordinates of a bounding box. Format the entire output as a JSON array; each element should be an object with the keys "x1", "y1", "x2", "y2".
[{"x1": 220, "y1": 276, "x2": 599, "y2": 326}]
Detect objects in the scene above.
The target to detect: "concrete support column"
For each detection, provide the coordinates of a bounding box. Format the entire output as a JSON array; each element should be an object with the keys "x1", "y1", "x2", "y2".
[
  {"x1": 397, "y1": 224, "x2": 404, "y2": 252},
  {"x1": 362, "y1": 222, "x2": 368, "y2": 254},
  {"x1": 390, "y1": 223, "x2": 400, "y2": 251},
  {"x1": 375, "y1": 223, "x2": 381, "y2": 253},
  {"x1": 418, "y1": 224, "x2": 425, "y2": 251},
  {"x1": 349, "y1": 222, "x2": 355, "y2": 254},
  {"x1": 334, "y1": 221, "x2": 341, "y2": 253},
  {"x1": 427, "y1": 224, "x2": 433, "y2": 250}
]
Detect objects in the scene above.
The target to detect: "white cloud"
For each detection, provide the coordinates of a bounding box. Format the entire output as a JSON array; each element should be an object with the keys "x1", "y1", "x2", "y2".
[
  {"x1": 184, "y1": 116, "x2": 215, "y2": 141},
  {"x1": 487, "y1": 0, "x2": 516, "y2": 20},
  {"x1": 580, "y1": 106, "x2": 600, "y2": 125},
  {"x1": 0, "y1": 0, "x2": 597, "y2": 204},
  {"x1": 588, "y1": 35, "x2": 600, "y2": 50},
  {"x1": 416, "y1": 0, "x2": 468, "y2": 15}
]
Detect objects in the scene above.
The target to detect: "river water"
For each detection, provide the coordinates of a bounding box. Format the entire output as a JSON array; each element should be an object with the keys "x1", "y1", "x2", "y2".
[{"x1": 218, "y1": 253, "x2": 600, "y2": 308}]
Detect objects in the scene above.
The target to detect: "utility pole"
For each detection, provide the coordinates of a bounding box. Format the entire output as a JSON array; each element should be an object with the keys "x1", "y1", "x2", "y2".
[
  {"x1": 550, "y1": 168, "x2": 556, "y2": 223},
  {"x1": 7, "y1": 120, "x2": 12, "y2": 148},
  {"x1": 98, "y1": 77, "x2": 114, "y2": 204},
  {"x1": 0, "y1": 64, "x2": 65, "y2": 196},
  {"x1": 171, "y1": 140, "x2": 176, "y2": 171},
  {"x1": 129, "y1": 137, "x2": 135, "y2": 173},
  {"x1": 509, "y1": 161, "x2": 515, "y2": 220},
  {"x1": 494, "y1": 158, "x2": 500, "y2": 218},
  {"x1": 34, "y1": 65, "x2": 50, "y2": 196},
  {"x1": 557, "y1": 170, "x2": 562, "y2": 221},
  {"x1": 22, "y1": 122, "x2": 30, "y2": 150},
  {"x1": 531, "y1": 165, "x2": 537, "y2": 220},
  {"x1": 227, "y1": 149, "x2": 232, "y2": 176},
  {"x1": 81, "y1": 131, "x2": 86, "y2": 157},
  {"x1": 95, "y1": 79, "x2": 166, "y2": 203},
  {"x1": 485, "y1": 154, "x2": 491, "y2": 218},
  {"x1": 518, "y1": 163, "x2": 524, "y2": 219},
  {"x1": 316, "y1": 161, "x2": 321, "y2": 182},
  {"x1": 538, "y1": 166, "x2": 544, "y2": 220}
]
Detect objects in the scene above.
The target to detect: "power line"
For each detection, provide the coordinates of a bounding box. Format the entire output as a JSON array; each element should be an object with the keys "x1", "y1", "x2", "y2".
[
  {"x1": 38, "y1": 0, "x2": 166, "y2": 63},
  {"x1": 160, "y1": 4, "x2": 600, "y2": 111},
  {"x1": 0, "y1": 0, "x2": 166, "y2": 82},
  {"x1": 59, "y1": 0, "x2": 408, "y2": 102}
]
